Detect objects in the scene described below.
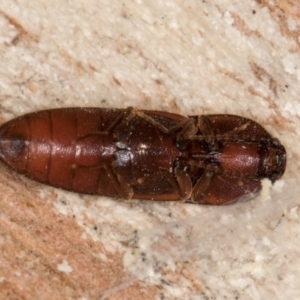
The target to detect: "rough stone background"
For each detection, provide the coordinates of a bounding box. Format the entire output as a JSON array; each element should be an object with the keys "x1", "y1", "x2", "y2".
[{"x1": 0, "y1": 1, "x2": 299, "y2": 299}]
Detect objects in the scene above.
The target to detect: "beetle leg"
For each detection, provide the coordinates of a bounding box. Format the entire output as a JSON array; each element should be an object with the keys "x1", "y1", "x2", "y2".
[
  {"x1": 134, "y1": 109, "x2": 175, "y2": 133},
  {"x1": 80, "y1": 107, "x2": 145, "y2": 138},
  {"x1": 103, "y1": 110, "x2": 131, "y2": 133},
  {"x1": 74, "y1": 109, "x2": 132, "y2": 140},
  {"x1": 104, "y1": 165, "x2": 134, "y2": 200},
  {"x1": 221, "y1": 122, "x2": 251, "y2": 136},
  {"x1": 136, "y1": 161, "x2": 193, "y2": 201},
  {"x1": 189, "y1": 170, "x2": 214, "y2": 204},
  {"x1": 197, "y1": 115, "x2": 214, "y2": 136},
  {"x1": 175, "y1": 120, "x2": 199, "y2": 141},
  {"x1": 196, "y1": 116, "x2": 253, "y2": 140},
  {"x1": 100, "y1": 107, "x2": 148, "y2": 134},
  {"x1": 110, "y1": 108, "x2": 199, "y2": 143},
  {"x1": 155, "y1": 172, "x2": 190, "y2": 201},
  {"x1": 75, "y1": 107, "x2": 161, "y2": 141},
  {"x1": 195, "y1": 115, "x2": 217, "y2": 144},
  {"x1": 125, "y1": 108, "x2": 198, "y2": 137},
  {"x1": 190, "y1": 170, "x2": 262, "y2": 205},
  {"x1": 173, "y1": 161, "x2": 193, "y2": 200}
]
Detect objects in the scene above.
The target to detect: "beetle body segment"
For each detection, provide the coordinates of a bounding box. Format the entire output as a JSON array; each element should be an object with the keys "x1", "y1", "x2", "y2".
[{"x1": 0, "y1": 107, "x2": 286, "y2": 205}]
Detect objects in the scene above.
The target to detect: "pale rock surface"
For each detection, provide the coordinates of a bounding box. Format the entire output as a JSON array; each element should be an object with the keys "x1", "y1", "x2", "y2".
[{"x1": 0, "y1": 1, "x2": 298, "y2": 299}]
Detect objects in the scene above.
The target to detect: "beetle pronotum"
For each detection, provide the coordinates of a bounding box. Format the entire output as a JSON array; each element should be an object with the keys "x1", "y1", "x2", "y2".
[{"x1": 0, "y1": 107, "x2": 286, "y2": 205}]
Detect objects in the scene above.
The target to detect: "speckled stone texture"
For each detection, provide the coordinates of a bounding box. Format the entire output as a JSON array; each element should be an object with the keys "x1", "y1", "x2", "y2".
[{"x1": 0, "y1": 1, "x2": 298, "y2": 299}]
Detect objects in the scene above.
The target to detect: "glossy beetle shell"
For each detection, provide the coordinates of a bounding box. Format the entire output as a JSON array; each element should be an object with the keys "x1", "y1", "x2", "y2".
[{"x1": 0, "y1": 107, "x2": 286, "y2": 205}]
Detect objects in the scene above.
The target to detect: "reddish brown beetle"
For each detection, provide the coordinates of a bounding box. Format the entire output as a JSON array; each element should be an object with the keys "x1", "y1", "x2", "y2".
[{"x1": 0, "y1": 107, "x2": 286, "y2": 205}]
